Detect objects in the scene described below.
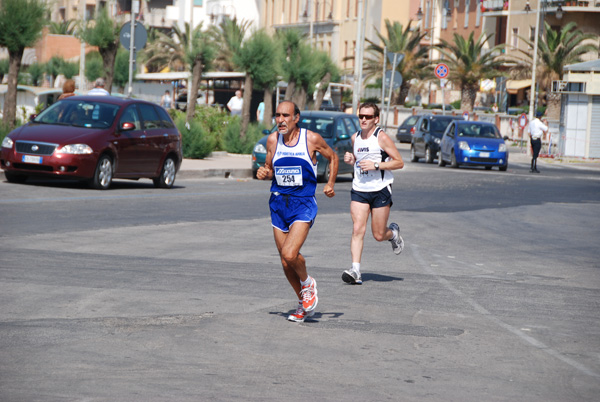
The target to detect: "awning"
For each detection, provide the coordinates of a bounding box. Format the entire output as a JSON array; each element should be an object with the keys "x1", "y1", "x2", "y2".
[{"x1": 506, "y1": 79, "x2": 532, "y2": 94}]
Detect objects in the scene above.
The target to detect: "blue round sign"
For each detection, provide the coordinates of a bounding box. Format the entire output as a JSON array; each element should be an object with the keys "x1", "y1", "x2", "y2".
[{"x1": 435, "y1": 63, "x2": 449, "y2": 79}]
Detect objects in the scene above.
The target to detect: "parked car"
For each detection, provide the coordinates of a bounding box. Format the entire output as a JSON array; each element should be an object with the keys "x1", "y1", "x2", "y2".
[
  {"x1": 252, "y1": 110, "x2": 359, "y2": 182},
  {"x1": 396, "y1": 115, "x2": 419, "y2": 143},
  {"x1": 0, "y1": 96, "x2": 183, "y2": 189},
  {"x1": 438, "y1": 120, "x2": 508, "y2": 171},
  {"x1": 410, "y1": 114, "x2": 462, "y2": 163},
  {"x1": 174, "y1": 91, "x2": 202, "y2": 111}
]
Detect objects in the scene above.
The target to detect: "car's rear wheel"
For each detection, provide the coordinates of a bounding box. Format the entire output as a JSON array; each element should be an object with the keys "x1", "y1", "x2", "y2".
[
  {"x1": 425, "y1": 147, "x2": 434, "y2": 164},
  {"x1": 90, "y1": 154, "x2": 113, "y2": 190},
  {"x1": 485, "y1": 166, "x2": 493, "y2": 170},
  {"x1": 153, "y1": 156, "x2": 177, "y2": 188},
  {"x1": 410, "y1": 146, "x2": 419, "y2": 162},
  {"x1": 4, "y1": 171, "x2": 28, "y2": 184},
  {"x1": 450, "y1": 151, "x2": 459, "y2": 168},
  {"x1": 438, "y1": 154, "x2": 446, "y2": 167}
]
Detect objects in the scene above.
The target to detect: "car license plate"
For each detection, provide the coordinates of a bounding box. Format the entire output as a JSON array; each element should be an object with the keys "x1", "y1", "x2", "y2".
[
  {"x1": 479, "y1": 152, "x2": 490, "y2": 158},
  {"x1": 22, "y1": 154, "x2": 43, "y2": 164}
]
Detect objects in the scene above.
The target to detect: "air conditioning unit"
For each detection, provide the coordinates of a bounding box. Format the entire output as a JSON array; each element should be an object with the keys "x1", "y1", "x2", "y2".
[{"x1": 552, "y1": 81, "x2": 586, "y2": 93}]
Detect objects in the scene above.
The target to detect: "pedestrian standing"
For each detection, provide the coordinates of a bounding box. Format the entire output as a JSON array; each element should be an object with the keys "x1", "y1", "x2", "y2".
[
  {"x1": 160, "y1": 90, "x2": 173, "y2": 109},
  {"x1": 58, "y1": 79, "x2": 76, "y2": 100},
  {"x1": 529, "y1": 111, "x2": 548, "y2": 173},
  {"x1": 342, "y1": 102, "x2": 405, "y2": 285},
  {"x1": 256, "y1": 101, "x2": 265, "y2": 123},
  {"x1": 227, "y1": 90, "x2": 243, "y2": 116},
  {"x1": 88, "y1": 78, "x2": 110, "y2": 96},
  {"x1": 256, "y1": 101, "x2": 339, "y2": 323}
]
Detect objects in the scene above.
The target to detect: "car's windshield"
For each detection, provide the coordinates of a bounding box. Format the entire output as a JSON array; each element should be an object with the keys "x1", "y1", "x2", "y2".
[
  {"x1": 431, "y1": 118, "x2": 455, "y2": 132},
  {"x1": 299, "y1": 117, "x2": 335, "y2": 138},
  {"x1": 457, "y1": 124, "x2": 501, "y2": 139},
  {"x1": 35, "y1": 100, "x2": 120, "y2": 129}
]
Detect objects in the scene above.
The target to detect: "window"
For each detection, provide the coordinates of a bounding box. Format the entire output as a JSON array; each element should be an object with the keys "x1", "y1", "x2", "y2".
[
  {"x1": 464, "y1": 0, "x2": 470, "y2": 28},
  {"x1": 476, "y1": 0, "x2": 482, "y2": 27},
  {"x1": 138, "y1": 103, "x2": 161, "y2": 130},
  {"x1": 119, "y1": 105, "x2": 141, "y2": 130},
  {"x1": 530, "y1": 27, "x2": 535, "y2": 42},
  {"x1": 512, "y1": 28, "x2": 519, "y2": 48},
  {"x1": 156, "y1": 106, "x2": 175, "y2": 129}
]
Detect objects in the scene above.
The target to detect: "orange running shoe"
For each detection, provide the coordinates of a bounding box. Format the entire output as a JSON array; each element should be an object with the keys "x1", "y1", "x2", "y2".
[
  {"x1": 287, "y1": 302, "x2": 315, "y2": 322},
  {"x1": 301, "y1": 278, "x2": 318, "y2": 312}
]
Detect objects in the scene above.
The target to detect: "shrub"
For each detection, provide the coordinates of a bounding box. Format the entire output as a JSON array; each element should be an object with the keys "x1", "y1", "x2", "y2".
[
  {"x1": 451, "y1": 100, "x2": 461, "y2": 110},
  {"x1": 174, "y1": 113, "x2": 218, "y2": 159},
  {"x1": 222, "y1": 119, "x2": 266, "y2": 154}
]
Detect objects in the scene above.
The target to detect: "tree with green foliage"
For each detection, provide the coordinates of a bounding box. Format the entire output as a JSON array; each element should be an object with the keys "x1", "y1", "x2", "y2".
[
  {"x1": 78, "y1": 7, "x2": 120, "y2": 92},
  {"x1": 312, "y1": 50, "x2": 340, "y2": 110},
  {"x1": 208, "y1": 16, "x2": 252, "y2": 71},
  {"x1": 113, "y1": 48, "x2": 134, "y2": 89},
  {"x1": 45, "y1": 56, "x2": 65, "y2": 86},
  {"x1": 278, "y1": 29, "x2": 303, "y2": 102},
  {"x1": 85, "y1": 51, "x2": 104, "y2": 83},
  {"x1": 508, "y1": 21, "x2": 599, "y2": 119},
  {"x1": 27, "y1": 63, "x2": 45, "y2": 86},
  {"x1": 0, "y1": 0, "x2": 47, "y2": 127},
  {"x1": 435, "y1": 32, "x2": 505, "y2": 112},
  {"x1": 61, "y1": 62, "x2": 79, "y2": 79},
  {"x1": 364, "y1": 20, "x2": 428, "y2": 105},
  {"x1": 233, "y1": 30, "x2": 280, "y2": 136},
  {"x1": 186, "y1": 23, "x2": 216, "y2": 122}
]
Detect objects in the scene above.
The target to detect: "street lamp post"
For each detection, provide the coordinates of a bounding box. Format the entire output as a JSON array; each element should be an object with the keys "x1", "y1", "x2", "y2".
[
  {"x1": 528, "y1": 0, "x2": 542, "y2": 125},
  {"x1": 352, "y1": 0, "x2": 367, "y2": 114}
]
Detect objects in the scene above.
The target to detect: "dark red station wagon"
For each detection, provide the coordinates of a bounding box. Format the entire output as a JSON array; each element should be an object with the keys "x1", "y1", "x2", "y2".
[{"x1": 1, "y1": 96, "x2": 182, "y2": 189}]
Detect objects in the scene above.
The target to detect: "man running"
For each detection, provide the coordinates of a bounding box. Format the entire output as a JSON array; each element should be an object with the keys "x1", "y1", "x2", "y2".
[
  {"x1": 256, "y1": 101, "x2": 338, "y2": 322},
  {"x1": 342, "y1": 102, "x2": 405, "y2": 285}
]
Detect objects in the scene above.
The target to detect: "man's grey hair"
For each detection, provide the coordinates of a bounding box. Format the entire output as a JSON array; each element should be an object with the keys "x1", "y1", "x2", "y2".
[{"x1": 95, "y1": 78, "x2": 106, "y2": 88}]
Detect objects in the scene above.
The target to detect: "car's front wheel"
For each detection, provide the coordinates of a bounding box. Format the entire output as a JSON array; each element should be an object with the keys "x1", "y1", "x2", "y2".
[
  {"x1": 450, "y1": 151, "x2": 459, "y2": 168},
  {"x1": 499, "y1": 164, "x2": 508, "y2": 171},
  {"x1": 410, "y1": 146, "x2": 419, "y2": 162},
  {"x1": 153, "y1": 156, "x2": 177, "y2": 188},
  {"x1": 4, "y1": 171, "x2": 28, "y2": 184},
  {"x1": 425, "y1": 146, "x2": 434, "y2": 164},
  {"x1": 90, "y1": 155, "x2": 113, "y2": 190}
]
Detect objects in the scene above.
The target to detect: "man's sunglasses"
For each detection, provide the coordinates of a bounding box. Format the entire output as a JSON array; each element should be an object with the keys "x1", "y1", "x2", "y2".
[{"x1": 358, "y1": 114, "x2": 375, "y2": 120}]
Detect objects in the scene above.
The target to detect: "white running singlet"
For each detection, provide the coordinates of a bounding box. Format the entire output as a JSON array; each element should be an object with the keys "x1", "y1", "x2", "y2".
[{"x1": 352, "y1": 127, "x2": 394, "y2": 192}]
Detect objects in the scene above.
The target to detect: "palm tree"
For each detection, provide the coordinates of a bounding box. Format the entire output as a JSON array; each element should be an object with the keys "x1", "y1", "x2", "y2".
[
  {"x1": 0, "y1": 0, "x2": 47, "y2": 127},
  {"x1": 186, "y1": 23, "x2": 217, "y2": 122},
  {"x1": 312, "y1": 51, "x2": 339, "y2": 110},
  {"x1": 233, "y1": 30, "x2": 280, "y2": 135},
  {"x1": 142, "y1": 24, "x2": 188, "y2": 73},
  {"x1": 364, "y1": 20, "x2": 428, "y2": 105},
  {"x1": 508, "y1": 21, "x2": 599, "y2": 119},
  {"x1": 209, "y1": 16, "x2": 252, "y2": 71},
  {"x1": 48, "y1": 19, "x2": 76, "y2": 35},
  {"x1": 436, "y1": 32, "x2": 505, "y2": 112}
]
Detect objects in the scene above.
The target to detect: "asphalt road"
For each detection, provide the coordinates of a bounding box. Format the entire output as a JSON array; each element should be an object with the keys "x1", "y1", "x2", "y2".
[{"x1": 1, "y1": 152, "x2": 599, "y2": 401}]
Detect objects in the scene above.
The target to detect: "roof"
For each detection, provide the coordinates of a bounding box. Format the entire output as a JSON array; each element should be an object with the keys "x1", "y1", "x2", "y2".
[
  {"x1": 564, "y1": 59, "x2": 600, "y2": 72},
  {"x1": 0, "y1": 85, "x2": 63, "y2": 96},
  {"x1": 135, "y1": 71, "x2": 246, "y2": 81}
]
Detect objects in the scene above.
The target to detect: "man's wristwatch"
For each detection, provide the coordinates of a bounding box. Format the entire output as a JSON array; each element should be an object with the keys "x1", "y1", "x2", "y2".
[{"x1": 374, "y1": 162, "x2": 380, "y2": 171}]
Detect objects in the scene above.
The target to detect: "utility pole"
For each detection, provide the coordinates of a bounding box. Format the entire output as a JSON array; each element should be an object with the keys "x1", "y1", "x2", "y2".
[
  {"x1": 79, "y1": 0, "x2": 86, "y2": 91},
  {"x1": 352, "y1": 0, "x2": 367, "y2": 114},
  {"x1": 127, "y1": 1, "x2": 137, "y2": 98}
]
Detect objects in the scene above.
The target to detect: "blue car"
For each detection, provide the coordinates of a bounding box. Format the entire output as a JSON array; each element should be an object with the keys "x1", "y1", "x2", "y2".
[
  {"x1": 252, "y1": 110, "x2": 359, "y2": 182},
  {"x1": 438, "y1": 120, "x2": 508, "y2": 171}
]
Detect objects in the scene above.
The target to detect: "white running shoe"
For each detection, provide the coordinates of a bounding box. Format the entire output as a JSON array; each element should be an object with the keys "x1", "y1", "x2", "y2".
[
  {"x1": 389, "y1": 223, "x2": 404, "y2": 255},
  {"x1": 342, "y1": 269, "x2": 362, "y2": 285}
]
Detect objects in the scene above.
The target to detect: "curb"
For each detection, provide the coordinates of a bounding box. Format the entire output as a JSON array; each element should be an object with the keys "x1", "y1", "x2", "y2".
[{"x1": 177, "y1": 168, "x2": 253, "y2": 180}]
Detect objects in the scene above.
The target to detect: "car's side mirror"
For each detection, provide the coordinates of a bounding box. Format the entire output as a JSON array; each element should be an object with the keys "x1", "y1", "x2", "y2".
[
  {"x1": 262, "y1": 129, "x2": 270, "y2": 135},
  {"x1": 120, "y1": 122, "x2": 136, "y2": 131},
  {"x1": 29, "y1": 114, "x2": 37, "y2": 121},
  {"x1": 503, "y1": 136, "x2": 509, "y2": 141}
]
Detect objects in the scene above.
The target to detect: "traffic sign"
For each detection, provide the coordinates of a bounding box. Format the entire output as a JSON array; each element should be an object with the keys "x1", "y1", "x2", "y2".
[
  {"x1": 387, "y1": 52, "x2": 404, "y2": 69},
  {"x1": 518, "y1": 113, "x2": 528, "y2": 129},
  {"x1": 462, "y1": 111, "x2": 469, "y2": 120},
  {"x1": 120, "y1": 21, "x2": 147, "y2": 51},
  {"x1": 435, "y1": 63, "x2": 449, "y2": 79},
  {"x1": 384, "y1": 70, "x2": 403, "y2": 90}
]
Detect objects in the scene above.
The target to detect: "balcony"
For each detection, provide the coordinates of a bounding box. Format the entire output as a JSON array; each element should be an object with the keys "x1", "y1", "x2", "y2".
[{"x1": 482, "y1": 0, "x2": 600, "y2": 17}]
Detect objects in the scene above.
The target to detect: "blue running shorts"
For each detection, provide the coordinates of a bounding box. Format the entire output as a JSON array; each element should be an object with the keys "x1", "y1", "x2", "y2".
[{"x1": 269, "y1": 193, "x2": 318, "y2": 232}]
